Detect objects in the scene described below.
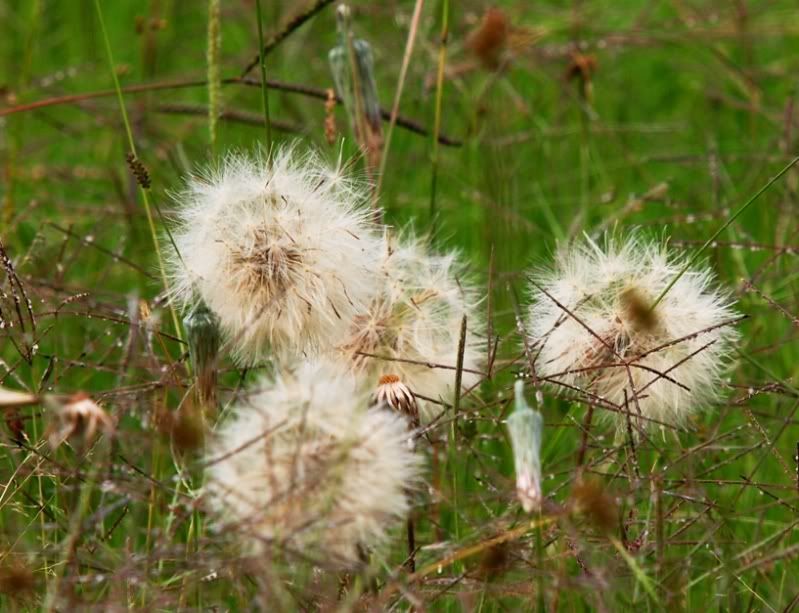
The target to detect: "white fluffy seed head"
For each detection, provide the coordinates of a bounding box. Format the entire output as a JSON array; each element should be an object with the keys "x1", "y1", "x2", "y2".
[
  {"x1": 166, "y1": 146, "x2": 382, "y2": 364},
  {"x1": 336, "y1": 234, "x2": 484, "y2": 421},
  {"x1": 204, "y1": 357, "x2": 423, "y2": 567},
  {"x1": 526, "y1": 233, "x2": 740, "y2": 429}
]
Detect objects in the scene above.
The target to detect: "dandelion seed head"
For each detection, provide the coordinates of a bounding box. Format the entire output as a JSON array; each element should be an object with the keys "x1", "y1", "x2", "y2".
[
  {"x1": 166, "y1": 146, "x2": 382, "y2": 363},
  {"x1": 527, "y1": 233, "x2": 740, "y2": 428},
  {"x1": 338, "y1": 234, "x2": 484, "y2": 421},
  {"x1": 205, "y1": 357, "x2": 423, "y2": 567}
]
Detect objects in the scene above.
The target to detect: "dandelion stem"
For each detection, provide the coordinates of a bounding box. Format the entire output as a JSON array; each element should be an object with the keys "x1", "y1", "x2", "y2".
[
  {"x1": 255, "y1": 0, "x2": 273, "y2": 158},
  {"x1": 93, "y1": 0, "x2": 183, "y2": 342},
  {"x1": 648, "y1": 155, "x2": 799, "y2": 312}
]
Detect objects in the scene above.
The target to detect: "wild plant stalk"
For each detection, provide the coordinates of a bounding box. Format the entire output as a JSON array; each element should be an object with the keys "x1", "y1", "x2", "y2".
[
  {"x1": 374, "y1": 0, "x2": 424, "y2": 201},
  {"x1": 337, "y1": 6, "x2": 377, "y2": 188},
  {"x1": 448, "y1": 315, "x2": 468, "y2": 546},
  {"x1": 2, "y1": 0, "x2": 41, "y2": 229},
  {"x1": 42, "y1": 442, "x2": 109, "y2": 612},
  {"x1": 648, "y1": 155, "x2": 799, "y2": 311},
  {"x1": 254, "y1": 0, "x2": 273, "y2": 157},
  {"x1": 93, "y1": 0, "x2": 183, "y2": 342},
  {"x1": 207, "y1": 0, "x2": 222, "y2": 152},
  {"x1": 429, "y1": 0, "x2": 449, "y2": 236}
]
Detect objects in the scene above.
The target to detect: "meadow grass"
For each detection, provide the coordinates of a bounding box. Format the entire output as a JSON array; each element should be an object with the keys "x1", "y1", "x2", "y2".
[{"x1": 2, "y1": 0, "x2": 799, "y2": 610}]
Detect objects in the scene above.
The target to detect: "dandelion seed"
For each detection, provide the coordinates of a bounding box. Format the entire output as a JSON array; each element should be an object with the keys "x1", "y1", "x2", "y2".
[
  {"x1": 337, "y1": 234, "x2": 484, "y2": 421},
  {"x1": 166, "y1": 146, "x2": 382, "y2": 363},
  {"x1": 506, "y1": 380, "x2": 543, "y2": 512},
  {"x1": 526, "y1": 233, "x2": 740, "y2": 429},
  {"x1": 205, "y1": 357, "x2": 423, "y2": 567}
]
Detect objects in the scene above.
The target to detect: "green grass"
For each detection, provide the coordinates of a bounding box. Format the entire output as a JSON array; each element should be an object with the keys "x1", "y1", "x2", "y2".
[{"x1": 2, "y1": 0, "x2": 799, "y2": 610}]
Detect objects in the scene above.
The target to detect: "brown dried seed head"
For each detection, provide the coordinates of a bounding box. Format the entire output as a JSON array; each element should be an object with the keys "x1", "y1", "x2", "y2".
[
  {"x1": 374, "y1": 374, "x2": 419, "y2": 427},
  {"x1": 46, "y1": 393, "x2": 115, "y2": 449},
  {"x1": 619, "y1": 286, "x2": 659, "y2": 332},
  {"x1": 126, "y1": 152, "x2": 151, "y2": 189},
  {"x1": 324, "y1": 88, "x2": 338, "y2": 145},
  {"x1": 0, "y1": 559, "x2": 36, "y2": 599},
  {"x1": 571, "y1": 478, "x2": 618, "y2": 534},
  {"x1": 476, "y1": 541, "x2": 512, "y2": 582},
  {"x1": 466, "y1": 8, "x2": 509, "y2": 69},
  {"x1": 566, "y1": 52, "x2": 598, "y2": 82}
]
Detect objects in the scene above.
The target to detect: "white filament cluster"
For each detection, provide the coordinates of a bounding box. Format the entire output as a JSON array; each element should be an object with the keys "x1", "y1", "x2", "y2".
[
  {"x1": 526, "y1": 233, "x2": 739, "y2": 428},
  {"x1": 205, "y1": 358, "x2": 423, "y2": 567},
  {"x1": 337, "y1": 234, "x2": 484, "y2": 421},
  {"x1": 166, "y1": 146, "x2": 382, "y2": 364}
]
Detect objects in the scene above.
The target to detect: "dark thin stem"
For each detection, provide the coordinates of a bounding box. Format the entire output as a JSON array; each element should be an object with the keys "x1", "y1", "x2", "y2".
[
  {"x1": 254, "y1": 0, "x2": 273, "y2": 155},
  {"x1": 451, "y1": 315, "x2": 468, "y2": 437},
  {"x1": 240, "y1": 0, "x2": 335, "y2": 78},
  {"x1": 0, "y1": 77, "x2": 462, "y2": 145},
  {"x1": 429, "y1": 0, "x2": 449, "y2": 235},
  {"x1": 648, "y1": 155, "x2": 799, "y2": 311},
  {"x1": 406, "y1": 516, "x2": 416, "y2": 572}
]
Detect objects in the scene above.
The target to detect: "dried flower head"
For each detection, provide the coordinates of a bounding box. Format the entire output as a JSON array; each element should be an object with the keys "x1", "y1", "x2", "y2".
[
  {"x1": 374, "y1": 374, "x2": 419, "y2": 427},
  {"x1": 506, "y1": 380, "x2": 543, "y2": 512},
  {"x1": 166, "y1": 146, "x2": 382, "y2": 364},
  {"x1": 466, "y1": 7, "x2": 510, "y2": 69},
  {"x1": 571, "y1": 478, "x2": 618, "y2": 534},
  {"x1": 0, "y1": 557, "x2": 36, "y2": 600},
  {"x1": 204, "y1": 358, "x2": 423, "y2": 567},
  {"x1": 337, "y1": 234, "x2": 484, "y2": 421},
  {"x1": 526, "y1": 233, "x2": 740, "y2": 429},
  {"x1": 46, "y1": 392, "x2": 115, "y2": 449}
]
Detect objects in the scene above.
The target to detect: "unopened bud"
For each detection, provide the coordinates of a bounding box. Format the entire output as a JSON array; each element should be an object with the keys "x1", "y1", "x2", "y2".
[
  {"x1": 328, "y1": 4, "x2": 383, "y2": 169},
  {"x1": 183, "y1": 301, "x2": 220, "y2": 412},
  {"x1": 506, "y1": 380, "x2": 543, "y2": 512}
]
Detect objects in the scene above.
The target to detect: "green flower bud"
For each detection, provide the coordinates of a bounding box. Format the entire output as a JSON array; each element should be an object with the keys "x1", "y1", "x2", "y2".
[
  {"x1": 506, "y1": 380, "x2": 543, "y2": 512},
  {"x1": 183, "y1": 301, "x2": 220, "y2": 412}
]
